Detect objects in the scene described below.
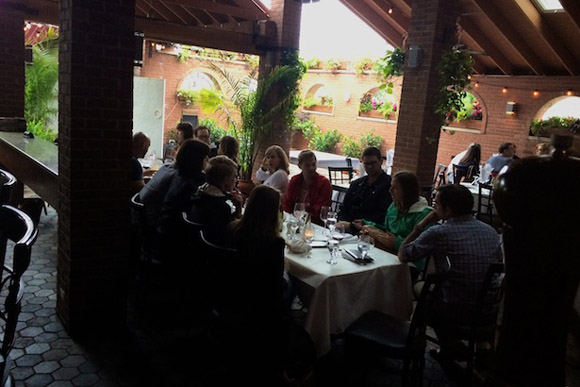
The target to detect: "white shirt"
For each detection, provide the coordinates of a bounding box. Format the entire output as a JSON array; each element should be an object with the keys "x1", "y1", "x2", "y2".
[{"x1": 255, "y1": 168, "x2": 289, "y2": 194}]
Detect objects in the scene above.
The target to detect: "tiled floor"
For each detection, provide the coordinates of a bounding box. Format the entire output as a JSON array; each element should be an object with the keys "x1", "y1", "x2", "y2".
[{"x1": 11, "y1": 203, "x2": 580, "y2": 386}]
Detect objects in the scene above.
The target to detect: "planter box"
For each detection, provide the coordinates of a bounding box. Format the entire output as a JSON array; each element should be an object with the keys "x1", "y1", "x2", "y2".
[
  {"x1": 537, "y1": 128, "x2": 580, "y2": 156},
  {"x1": 447, "y1": 118, "x2": 483, "y2": 131},
  {"x1": 304, "y1": 105, "x2": 333, "y2": 113},
  {"x1": 291, "y1": 130, "x2": 309, "y2": 149},
  {"x1": 359, "y1": 110, "x2": 386, "y2": 120}
]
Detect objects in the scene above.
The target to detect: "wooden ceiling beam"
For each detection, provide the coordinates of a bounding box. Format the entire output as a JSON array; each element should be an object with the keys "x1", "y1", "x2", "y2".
[
  {"x1": 513, "y1": 0, "x2": 579, "y2": 75},
  {"x1": 21, "y1": 0, "x2": 58, "y2": 25},
  {"x1": 370, "y1": 0, "x2": 410, "y2": 34},
  {"x1": 394, "y1": 0, "x2": 412, "y2": 15},
  {"x1": 459, "y1": 18, "x2": 514, "y2": 75},
  {"x1": 141, "y1": 0, "x2": 172, "y2": 22},
  {"x1": 339, "y1": 0, "x2": 404, "y2": 48},
  {"x1": 163, "y1": 0, "x2": 268, "y2": 20},
  {"x1": 178, "y1": 4, "x2": 204, "y2": 25},
  {"x1": 135, "y1": 16, "x2": 273, "y2": 55},
  {"x1": 159, "y1": 1, "x2": 189, "y2": 24},
  {"x1": 559, "y1": 0, "x2": 580, "y2": 33},
  {"x1": 470, "y1": 0, "x2": 544, "y2": 75}
]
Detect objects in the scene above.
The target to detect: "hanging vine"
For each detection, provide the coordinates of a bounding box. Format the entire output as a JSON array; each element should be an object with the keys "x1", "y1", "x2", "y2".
[{"x1": 374, "y1": 47, "x2": 405, "y2": 94}]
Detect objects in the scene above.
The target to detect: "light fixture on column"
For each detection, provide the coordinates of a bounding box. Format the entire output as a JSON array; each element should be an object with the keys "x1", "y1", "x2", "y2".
[
  {"x1": 566, "y1": 90, "x2": 573, "y2": 96},
  {"x1": 502, "y1": 87, "x2": 508, "y2": 94},
  {"x1": 506, "y1": 101, "x2": 517, "y2": 115}
]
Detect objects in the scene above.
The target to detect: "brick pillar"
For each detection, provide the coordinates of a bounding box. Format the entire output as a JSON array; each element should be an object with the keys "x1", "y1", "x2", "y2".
[
  {"x1": 0, "y1": 2, "x2": 26, "y2": 131},
  {"x1": 254, "y1": 0, "x2": 302, "y2": 178},
  {"x1": 393, "y1": 0, "x2": 461, "y2": 190},
  {"x1": 57, "y1": 0, "x2": 135, "y2": 336}
]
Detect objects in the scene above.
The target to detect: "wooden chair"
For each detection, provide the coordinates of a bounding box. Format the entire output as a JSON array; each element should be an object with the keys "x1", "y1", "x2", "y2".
[
  {"x1": 343, "y1": 267, "x2": 450, "y2": 387},
  {"x1": 426, "y1": 262, "x2": 506, "y2": 385},
  {"x1": 0, "y1": 205, "x2": 38, "y2": 387},
  {"x1": 476, "y1": 183, "x2": 495, "y2": 227},
  {"x1": 452, "y1": 164, "x2": 474, "y2": 184},
  {"x1": 328, "y1": 166, "x2": 354, "y2": 187},
  {"x1": 433, "y1": 164, "x2": 447, "y2": 188},
  {"x1": 0, "y1": 169, "x2": 16, "y2": 205},
  {"x1": 330, "y1": 185, "x2": 348, "y2": 213}
]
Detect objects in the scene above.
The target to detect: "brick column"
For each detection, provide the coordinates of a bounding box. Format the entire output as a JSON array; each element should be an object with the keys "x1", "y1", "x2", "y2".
[
  {"x1": 393, "y1": 0, "x2": 461, "y2": 189},
  {"x1": 0, "y1": 2, "x2": 26, "y2": 131},
  {"x1": 254, "y1": 0, "x2": 302, "y2": 177},
  {"x1": 58, "y1": 0, "x2": 135, "y2": 336}
]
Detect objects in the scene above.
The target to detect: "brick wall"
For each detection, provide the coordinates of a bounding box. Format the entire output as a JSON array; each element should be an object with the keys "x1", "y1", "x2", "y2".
[
  {"x1": 0, "y1": 3, "x2": 25, "y2": 119},
  {"x1": 58, "y1": 0, "x2": 135, "y2": 336}
]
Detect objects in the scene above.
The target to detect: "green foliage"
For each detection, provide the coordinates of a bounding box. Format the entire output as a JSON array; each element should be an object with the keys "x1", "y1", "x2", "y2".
[
  {"x1": 303, "y1": 97, "x2": 321, "y2": 108},
  {"x1": 302, "y1": 57, "x2": 321, "y2": 70},
  {"x1": 25, "y1": 28, "x2": 59, "y2": 142},
  {"x1": 434, "y1": 48, "x2": 474, "y2": 128},
  {"x1": 325, "y1": 58, "x2": 341, "y2": 72},
  {"x1": 246, "y1": 54, "x2": 259, "y2": 70},
  {"x1": 341, "y1": 132, "x2": 384, "y2": 158},
  {"x1": 293, "y1": 118, "x2": 318, "y2": 140},
  {"x1": 377, "y1": 101, "x2": 394, "y2": 118},
  {"x1": 530, "y1": 116, "x2": 580, "y2": 136},
  {"x1": 359, "y1": 93, "x2": 373, "y2": 113},
  {"x1": 198, "y1": 117, "x2": 232, "y2": 142},
  {"x1": 308, "y1": 129, "x2": 342, "y2": 153},
  {"x1": 203, "y1": 50, "x2": 305, "y2": 179},
  {"x1": 374, "y1": 48, "x2": 405, "y2": 94},
  {"x1": 176, "y1": 89, "x2": 200, "y2": 105},
  {"x1": 355, "y1": 57, "x2": 374, "y2": 75}
]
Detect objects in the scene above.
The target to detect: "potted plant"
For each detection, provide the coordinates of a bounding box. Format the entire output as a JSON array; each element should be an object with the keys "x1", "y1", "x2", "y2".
[{"x1": 201, "y1": 53, "x2": 305, "y2": 187}]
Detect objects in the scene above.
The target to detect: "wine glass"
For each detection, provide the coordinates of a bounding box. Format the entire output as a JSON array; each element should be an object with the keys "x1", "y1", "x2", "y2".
[
  {"x1": 293, "y1": 203, "x2": 306, "y2": 221},
  {"x1": 320, "y1": 206, "x2": 331, "y2": 235},
  {"x1": 287, "y1": 219, "x2": 299, "y2": 240},
  {"x1": 332, "y1": 224, "x2": 345, "y2": 242},
  {"x1": 326, "y1": 211, "x2": 337, "y2": 236},
  {"x1": 326, "y1": 239, "x2": 339, "y2": 265},
  {"x1": 358, "y1": 235, "x2": 374, "y2": 260},
  {"x1": 303, "y1": 223, "x2": 315, "y2": 258}
]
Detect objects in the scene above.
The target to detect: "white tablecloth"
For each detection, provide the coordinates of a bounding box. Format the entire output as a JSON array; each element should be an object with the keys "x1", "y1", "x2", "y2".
[
  {"x1": 284, "y1": 220, "x2": 413, "y2": 357},
  {"x1": 289, "y1": 150, "x2": 361, "y2": 172}
]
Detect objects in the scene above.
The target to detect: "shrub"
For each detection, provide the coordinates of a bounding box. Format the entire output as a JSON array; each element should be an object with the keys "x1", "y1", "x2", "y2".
[
  {"x1": 341, "y1": 132, "x2": 384, "y2": 158},
  {"x1": 342, "y1": 136, "x2": 362, "y2": 158},
  {"x1": 293, "y1": 118, "x2": 318, "y2": 140},
  {"x1": 309, "y1": 128, "x2": 342, "y2": 153},
  {"x1": 198, "y1": 117, "x2": 231, "y2": 142}
]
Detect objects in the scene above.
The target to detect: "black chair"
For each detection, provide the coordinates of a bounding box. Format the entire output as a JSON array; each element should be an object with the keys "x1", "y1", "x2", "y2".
[
  {"x1": 433, "y1": 164, "x2": 447, "y2": 189},
  {"x1": 330, "y1": 185, "x2": 348, "y2": 213},
  {"x1": 0, "y1": 205, "x2": 37, "y2": 387},
  {"x1": 452, "y1": 164, "x2": 474, "y2": 184},
  {"x1": 476, "y1": 183, "x2": 495, "y2": 227},
  {"x1": 426, "y1": 262, "x2": 505, "y2": 385},
  {"x1": 0, "y1": 169, "x2": 16, "y2": 205},
  {"x1": 343, "y1": 268, "x2": 450, "y2": 387},
  {"x1": 328, "y1": 166, "x2": 353, "y2": 187},
  {"x1": 130, "y1": 192, "x2": 155, "y2": 267}
]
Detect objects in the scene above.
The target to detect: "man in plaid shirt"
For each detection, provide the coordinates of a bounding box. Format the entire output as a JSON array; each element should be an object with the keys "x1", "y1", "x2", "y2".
[{"x1": 398, "y1": 184, "x2": 503, "y2": 365}]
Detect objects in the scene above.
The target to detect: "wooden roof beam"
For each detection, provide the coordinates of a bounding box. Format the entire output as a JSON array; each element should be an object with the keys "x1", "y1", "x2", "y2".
[
  {"x1": 339, "y1": 0, "x2": 404, "y2": 48},
  {"x1": 159, "y1": 1, "x2": 189, "y2": 24},
  {"x1": 21, "y1": 0, "x2": 58, "y2": 25},
  {"x1": 164, "y1": 0, "x2": 269, "y2": 20},
  {"x1": 370, "y1": 0, "x2": 410, "y2": 34},
  {"x1": 560, "y1": 0, "x2": 580, "y2": 33},
  {"x1": 471, "y1": 0, "x2": 544, "y2": 75},
  {"x1": 459, "y1": 18, "x2": 514, "y2": 75},
  {"x1": 513, "y1": 0, "x2": 579, "y2": 75},
  {"x1": 135, "y1": 16, "x2": 274, "y2": 55},
  {"x1": 141, "y1": 0, "x2": 172, "y2": 22}
]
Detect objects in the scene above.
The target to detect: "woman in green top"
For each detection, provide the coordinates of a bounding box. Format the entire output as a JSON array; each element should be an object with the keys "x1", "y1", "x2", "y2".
[{"x1": 354, "y1": 171, "x2": 432, "y2": 275}]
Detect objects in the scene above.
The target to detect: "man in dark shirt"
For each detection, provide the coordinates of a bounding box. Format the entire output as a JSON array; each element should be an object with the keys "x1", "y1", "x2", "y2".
[{"x1": 337, "y1": 146, "x2": 392, "y2": 234}]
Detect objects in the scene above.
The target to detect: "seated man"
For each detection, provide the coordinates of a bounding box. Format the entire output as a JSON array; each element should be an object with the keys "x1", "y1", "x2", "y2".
[
  {"x1": 282, "y1": 149, "x2": 332, "y2": 225},
  {"x1": 485, "y1": 142, "x2": 515, "y2": 175},
  {"x1": 130, "y1": 131, "x2": 151, "y2": 195},
  {"x1": 398, "y1": 184, "x2": 503, "y2": 366},
  {"x1": 337, "y1": 146, "x2": 392, "y2": 234},
  {"x1": 194, "y1": 125, "x2": 218, "y2": 157}
]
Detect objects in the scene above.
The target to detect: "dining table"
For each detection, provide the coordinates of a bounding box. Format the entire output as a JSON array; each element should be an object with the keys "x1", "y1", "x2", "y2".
[{"x1": 283, "y1": 215, "x2": 413, "y2": 357}]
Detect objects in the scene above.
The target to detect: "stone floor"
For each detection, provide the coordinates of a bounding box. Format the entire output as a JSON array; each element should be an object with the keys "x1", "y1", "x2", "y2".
[{"x1": 8, "y1": 203, "x2": 580, "y2": 387}]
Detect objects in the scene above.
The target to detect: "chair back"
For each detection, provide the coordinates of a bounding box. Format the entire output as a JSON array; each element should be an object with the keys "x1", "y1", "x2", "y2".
[
  {"x1": 0, "y1": 169, "x2": 16, "y2": 205},
  {"x1": 330, "y1": 185, "x2": 348, "y2": 212},
  {"x1": 452, "y1": 164, "x2": 474, "y2": 184},
  {"x1": 433, "y1": 164, "x2": 447, "y2": 188},
  {"x1": 471, "y1": 262, "x2": 505, "y2": 340},
  {"x1": 328, "y1": 166, "x2": 353, "y2": 187},
  {"x1": 476, "y1": 182, "x2": 495, "y2": 226},
  {"x1": 0, "y1": 205, "x2": 37, "y2": 386}
]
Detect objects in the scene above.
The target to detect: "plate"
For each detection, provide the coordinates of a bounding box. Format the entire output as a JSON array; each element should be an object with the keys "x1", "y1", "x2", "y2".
[{"x1": 310, "y1": 240, "x2": 328, "y2": 248}]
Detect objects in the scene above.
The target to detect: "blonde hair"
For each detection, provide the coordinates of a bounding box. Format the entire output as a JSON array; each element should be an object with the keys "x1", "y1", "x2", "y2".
[
  {"x1": 263, "y1": 145, "x2": 290, "y2": 175},
  {"x1": 205, "y1": 155, "x2": 237, "y2": 186}
]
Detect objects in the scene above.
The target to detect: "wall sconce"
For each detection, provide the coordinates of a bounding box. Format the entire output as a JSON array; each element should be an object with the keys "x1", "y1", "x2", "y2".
[
  {"x1": 343, "y1": 92, "x2": 351, "y2": 103},
  {"x1": 506, "y1": 101, "x2": 517, "y2": 115}
]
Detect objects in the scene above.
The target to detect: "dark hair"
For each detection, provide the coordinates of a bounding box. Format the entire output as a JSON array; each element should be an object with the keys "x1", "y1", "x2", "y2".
[
  {"x1": 498, "y1": 142, "x2": 513, "y2": 153},
  {"x1": 175, "y1": 139, "x2": 210, "y2": 177},
  {"x1": 176, "y1": 122, "x2": 194, "y2": 140},
  {"x1": 436, "y1": 184, "x2": 474, "y2": 216},
  {"x1": 233, "y1": 185, "x2": 281, "y2": 241},
  {"x1": 298, "y1": 149, "x2": 316, "y2": 165},
  {"x1": 459, "y1": 143, "x2": 481, "y2": 165},
  {"x1": 218, "y1": 136, "x2": 239, "y2": 163},
  {"x1": 392, "y1": 171, "x2": 420, "y2": 213},
  {"x1": 205, "y1": 155, "x2": 237, "y2": 186},
  {"x1": 194, "y1": 125, "x2": 210, "y2": 137},
  {"x1": 362, "y1": 146, "x2": 382, "y2": 160}
]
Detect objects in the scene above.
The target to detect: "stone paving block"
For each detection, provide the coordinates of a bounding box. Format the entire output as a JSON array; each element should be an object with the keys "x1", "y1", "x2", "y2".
[
  {"x1": 52, "y1": 367, "x2": 80, "y2": 381},
  {"x1": 72, "y1": 373, "x2": 99, "y2": 386},
  {"x1": 15, "y1": 354, "x2": 43, "y2": 367},
  {"x1": 60, "y1": 355, "x2": 86, "y2": 368},
  {"x1": 46, "y1": 381, "x2": 74, "y2": 387},
  {"x1": 11, "y1": 366, "x2": 34, "y2": 381},
  {"x1": 25, "y1": 373, "x2": 55, "y2": 386},
  {"x1": 19, "y1": 327, "x2": 44, "y2": 338},
  {"x1": 42, "y1": 349, "x2": 68, "y2": 362},
  {"x1": 34, "y1": 360, "x2": 60, "y2": 374},
  {"x1": 25, "y1": 342, "x2": 50, "y2": 355}
]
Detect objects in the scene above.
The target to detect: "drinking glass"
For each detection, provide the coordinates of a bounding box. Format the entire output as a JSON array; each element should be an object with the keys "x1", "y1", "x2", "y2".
[
  {"x1": 332, "y1": 224, "x2": 345, "y2": 242},
  {"x1": 326, "y1": 239, "x2": 340, "y2": 265},
  {"x1": 357, "y1": 235, "x2": 374, "y2": 260},
  {"x1": 320, "y1": 206, "x2": 331, "y2": 235},
  {"x1": 326, "y1": 211, "x2": 337, "y2": 236},
  {"x1": 303, "y1": 224, "x2": 315, "y2": 258},
  {"x1": 287, "y1": 219, "x2": 299, "y2": 240},
  {"x1": 293, "y1": 203, "x2": 306, "y2": 221}
]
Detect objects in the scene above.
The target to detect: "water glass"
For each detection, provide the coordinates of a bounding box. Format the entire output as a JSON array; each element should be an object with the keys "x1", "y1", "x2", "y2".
[
  {"x1": 331, "y1": 224, "x2": 345, "y2": 241},
  {"x1": 293, "y1": 203, "x2": 306, "y2": 221},
  {"x1": 326, "y1": 211, "x2": 337, "y2": 236},
  {"x1": 357, "y1": 235, "x2": 374, "y2": 259},
  {"x1": 287, "y1": 219, "x2": 299, "y2": 240},
  {"x1": 326, "y1": 239, "x2": 340, "y2": 265}
]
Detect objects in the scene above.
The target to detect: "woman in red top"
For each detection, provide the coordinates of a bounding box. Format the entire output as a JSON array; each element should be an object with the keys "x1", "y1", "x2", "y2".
[{"x1": 282, "y1": 150, "x2": 332, "y2": 225}]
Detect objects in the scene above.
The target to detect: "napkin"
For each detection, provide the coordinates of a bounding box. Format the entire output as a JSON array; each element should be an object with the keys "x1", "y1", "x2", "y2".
[{"x1": 286, "y1": 239, "x2": 312, "y2": 254}]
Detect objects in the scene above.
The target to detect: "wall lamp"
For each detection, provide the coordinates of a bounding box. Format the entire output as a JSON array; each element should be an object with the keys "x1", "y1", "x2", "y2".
[{"x1": 506, "y1": 101, "x2": 517, "y2": 115}]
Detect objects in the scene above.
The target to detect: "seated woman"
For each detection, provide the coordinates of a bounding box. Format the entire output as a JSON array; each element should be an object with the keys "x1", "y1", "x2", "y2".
[
  {"x1": 354, "y1": 171, "x2": 432, "y2": 278},
  {"x1": 189, "y1": 155, "x2": 243, "y2": 243},
  {"x1": 156, "y1": 139, "x2": 210, "y2": 259},
  {"x1": 227, "y1": 184, "x2": 291, "y2": 381},
  {"x1": 217, "y1": 135, "x2": 241, "y2": 178},
  {"x1": 446, "y1": 143, "x2": 481, "y2": 183},
  {"x1": 255, "y1": 145, "x2": 290, "y2": 194}
]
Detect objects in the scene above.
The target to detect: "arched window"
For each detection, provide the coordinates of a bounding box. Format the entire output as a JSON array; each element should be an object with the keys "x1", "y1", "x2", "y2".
[
  {"x1": 358, "y1": 88, "x2": 397, "y2": 120},
  {"x1": 530, "y1": 96, "x2": 580, "y2": 136},
  {"x1": 180, "y1": 71, "x2": 218, "y2": 91},
  {"x1": 303, "y1": 84, "x2": 333, "y2": 114},
  {"x1": 443, "y1": 91, "x2": 487, "y2": 133}
]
